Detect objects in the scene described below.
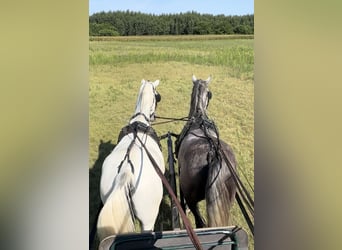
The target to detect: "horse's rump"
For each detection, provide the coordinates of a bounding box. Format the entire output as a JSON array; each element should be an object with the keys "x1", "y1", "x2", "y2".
[
  {"x1": 97, "y1": 168, "x2": 135, "y2": 240},
  {"x1": 178, "y1": 127, "x2": 237, "y2": 227},
  {"x1": 206, "y1": 139, "x2": 237, "y2": 227}
]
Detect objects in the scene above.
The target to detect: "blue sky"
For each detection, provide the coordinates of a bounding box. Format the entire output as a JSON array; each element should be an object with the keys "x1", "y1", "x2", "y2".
[{"x1": 89, "y1": 0, "x2": 254, "y2": 16}]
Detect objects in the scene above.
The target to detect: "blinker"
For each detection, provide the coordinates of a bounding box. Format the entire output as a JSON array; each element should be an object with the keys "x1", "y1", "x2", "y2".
[
  {"x1": 155, "y1": 93, "x2": 161, "y2": 103},
  {"x1": 208, "y1": 91, "x2": 212, "y2": 100}
]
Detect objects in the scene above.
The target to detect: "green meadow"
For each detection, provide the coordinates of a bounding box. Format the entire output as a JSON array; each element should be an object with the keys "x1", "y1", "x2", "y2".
[{"x1": 89, "y1": 35, "x2": 254, "y2": 249}]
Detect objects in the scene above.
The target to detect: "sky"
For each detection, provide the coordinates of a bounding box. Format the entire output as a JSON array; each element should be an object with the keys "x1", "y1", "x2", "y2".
[{"x1": 89, "y1": 0, "x2": 254, "y2": 16}]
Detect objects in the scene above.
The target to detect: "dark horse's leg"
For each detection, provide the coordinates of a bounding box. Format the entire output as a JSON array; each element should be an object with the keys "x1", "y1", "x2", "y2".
[
  {"x1": 180, "y1": 181, "x2": 206, "y2": 227},
  {"x1": 188, "y1": 202, "x2": 206, "y2": 228},
  {"x1": 180, "y1": 187, "x2": 186, "y2": 213}
]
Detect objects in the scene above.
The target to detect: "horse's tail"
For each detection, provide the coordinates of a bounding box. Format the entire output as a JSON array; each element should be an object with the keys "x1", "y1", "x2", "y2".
[
  {"x1": 206, "y1": 153, "x2": 236, "y2": 227},
  {"x1": 97, "y1": 168, "x2": 135, "y2": 241}
]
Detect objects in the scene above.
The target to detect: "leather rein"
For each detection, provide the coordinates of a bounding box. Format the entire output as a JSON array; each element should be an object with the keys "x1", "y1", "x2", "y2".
[{"x1": 117, "y1": 119, "x2": 203, "y2": 249}]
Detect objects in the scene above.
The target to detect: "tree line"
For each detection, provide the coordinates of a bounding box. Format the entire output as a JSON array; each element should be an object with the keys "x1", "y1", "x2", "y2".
[{"x1": 89, "y1": 11, "x2": 254, "y2": 36}]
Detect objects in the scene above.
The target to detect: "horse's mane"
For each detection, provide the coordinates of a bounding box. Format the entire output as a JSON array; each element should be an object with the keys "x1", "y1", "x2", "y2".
[
  {"x1": 188, "y1": 79, "x2": 209, "y2": 119},
  {"x1": 134, "y1": 82, "x2": 151, "y2": 114}
]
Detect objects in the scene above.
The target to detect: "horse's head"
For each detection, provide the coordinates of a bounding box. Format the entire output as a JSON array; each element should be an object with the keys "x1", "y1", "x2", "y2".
[
  {"x1": 132, "y1": 79, "x2": 161, "y2": 124},
  {"x1": 188, "y1": 75, "x2": 212, "y2": 119}
]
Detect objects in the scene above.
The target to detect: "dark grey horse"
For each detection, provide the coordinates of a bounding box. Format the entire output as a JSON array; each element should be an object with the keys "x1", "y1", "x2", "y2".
[{"x1": 175, "y1": 75, "x2": 237, "y2": 228}]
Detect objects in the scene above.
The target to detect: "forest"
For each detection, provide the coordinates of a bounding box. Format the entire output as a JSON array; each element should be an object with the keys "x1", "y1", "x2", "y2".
[{"x1": 89, "y1": 11, "x2": 254, "y2": 36}]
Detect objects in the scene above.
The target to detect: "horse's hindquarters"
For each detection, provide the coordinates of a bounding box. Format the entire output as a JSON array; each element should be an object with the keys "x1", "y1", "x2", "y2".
[
  {"x1": 98, "y1": 133, "x2": 165, "y2": 237},
  {"x1": 178, "y1": 134, "x2": 212, "y2": 203},
  {"x1": 100, "y1": 145, "x2": 130, "y2": 203},
  {"x1": 97, "y1": 169, "x2": 135, "y2": 241},
  {"x1": 178, "y1": 129, "x2": 238, "y2": 227}
]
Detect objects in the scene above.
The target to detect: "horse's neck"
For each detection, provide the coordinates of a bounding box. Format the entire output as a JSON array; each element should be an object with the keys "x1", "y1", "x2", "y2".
[
  {"x1": 188, "y1": 90, "x2": 207, "y2": 119},
  {"x1": 131, "y1": 87, "x2": 153, "y2": 126},
  {"x1": 189, "y1": 113, "x2": 208, "y2": 122},
  {"x1": 188, "y1": 97, "x2": 208, "y2": 119},
  {"x1": 130, "y1": 105, "x2": 151, "y2": 126}
]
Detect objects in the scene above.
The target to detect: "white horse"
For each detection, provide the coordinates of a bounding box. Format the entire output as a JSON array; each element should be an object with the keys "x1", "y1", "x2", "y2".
[{"x1": 97, "y1": 79, "x2": 165, "y2": 241}]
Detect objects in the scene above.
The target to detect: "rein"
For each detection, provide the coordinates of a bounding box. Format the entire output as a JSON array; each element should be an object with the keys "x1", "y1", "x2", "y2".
[
  {"x1": 115, "y1": 121, "x2": 162, "y2": 175},
  {"x1": 152, "y1": 115, "x2": 189, "y2": 125},
  {"x1": 201, "y1": 118, "x2": 254, "y2": 235},
  {"x1": 177, "y1": 115, "x2": 255, "y2": 236},
  {"x1": 135, "y1": 134, "x2": 203, "y2": 250}
]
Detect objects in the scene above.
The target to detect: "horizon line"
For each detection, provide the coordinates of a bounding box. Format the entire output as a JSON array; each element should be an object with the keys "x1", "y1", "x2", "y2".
[{"x1": 89, "y1": 9, "x2": 254, "y2": 17}]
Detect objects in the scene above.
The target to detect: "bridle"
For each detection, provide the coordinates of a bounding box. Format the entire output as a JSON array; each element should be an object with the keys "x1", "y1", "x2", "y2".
[
  {"x1": 130, "y1": 84, "x2": 161, "y2": 123},
  {"x1": 153, "y1": 91, "x2": 161, "y2": 116}
]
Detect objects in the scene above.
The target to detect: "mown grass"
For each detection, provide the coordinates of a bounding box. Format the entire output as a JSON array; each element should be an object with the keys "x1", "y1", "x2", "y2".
[
  {"x1": 89, "y1": 35, "x2": 254, "y2": 249},
  {"x1": 90, "y1": 36, "x2": 254, "y2": 80}
]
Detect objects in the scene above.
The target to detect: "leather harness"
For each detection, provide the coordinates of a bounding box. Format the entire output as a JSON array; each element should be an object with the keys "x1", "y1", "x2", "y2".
[{"x1": 117, "y1": 121, "x2": 162, "y2": 150}]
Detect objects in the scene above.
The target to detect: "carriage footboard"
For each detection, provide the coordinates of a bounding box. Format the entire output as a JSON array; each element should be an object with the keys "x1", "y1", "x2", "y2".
[{"x1": 98, "y1": 226, "x2": 248, "y2": 250}]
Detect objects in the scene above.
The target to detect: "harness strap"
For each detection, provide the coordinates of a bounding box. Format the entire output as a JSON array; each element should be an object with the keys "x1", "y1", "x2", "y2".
[
  {"x1": 219, "y1": 147, "x2": 254, "y2": 213},
  {"x1": 154, "y1": 115, "x2": 189, "y2": 121},
  {"x1": 117, "y1": 121, "x2": 162, "y2": 150},
  {"x1": 236, "y1": 192, "x2": 254, "y2": 235},
  {"x1": 117, "y1": 136, "x2": 136, "y2": 174},
  {"x1": 152, "y1": 115, "x2": 189, "y2": 126},
  {"x1": 175, "y1": 116, "x2": 217, "y2": 157},
  {"x1": 135, "y1": 135, "x2": 203, "y2": 250},
  {"x1": 130, "y1": 112, "x2": 150, "y2": 124},
  {"x1": 209, "y1": 122, "x2": 255, "y2": 227},
  {"x1": 116, "y1": 121, "x2": 162, "y2": 178},
  {"x1": 207, "y1": 123, "x2": 254, "y2": 211}
]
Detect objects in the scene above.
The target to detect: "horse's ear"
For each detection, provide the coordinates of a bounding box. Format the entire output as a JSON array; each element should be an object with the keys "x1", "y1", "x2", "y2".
[
  {"x1": 192, "y1": 75, "x2": 197, "y2": 83},
  {"x1": 153, "y1": 80, "x2": 160, "y2": 88},
  {"x1": 100, "y1": 139, "x2": 104, "y2": 143},
  {"x1": 206, "y1": 75, "x2": 212, "y2": 84},
  {"x1": 141, "y1": 79, "x2": 146, "y2": 84}
]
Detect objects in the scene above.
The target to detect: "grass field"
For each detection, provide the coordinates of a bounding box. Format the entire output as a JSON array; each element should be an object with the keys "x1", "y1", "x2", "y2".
[{"x1": 89, "y1": 35, "x2": 254, "y2": 249}]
